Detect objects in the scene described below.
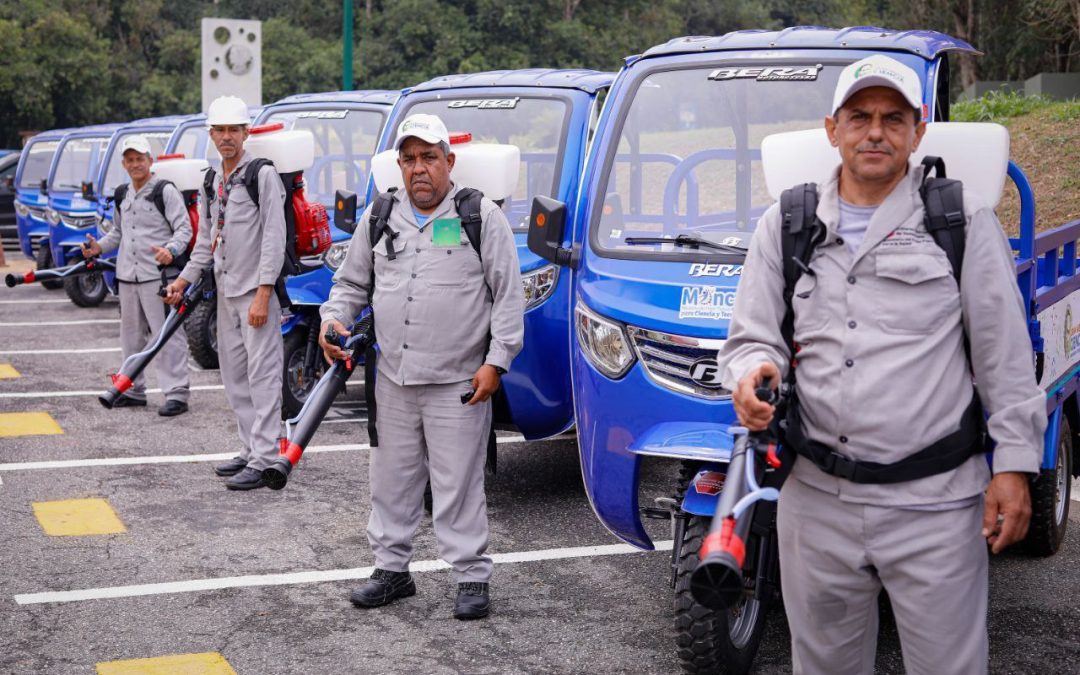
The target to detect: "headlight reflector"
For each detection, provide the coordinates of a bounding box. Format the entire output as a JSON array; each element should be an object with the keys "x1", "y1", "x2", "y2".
[
  {"x1": 45, "y1": 208, "x2": 60, "y2": 225},
  {"x1": 14, "y1": 202, "x2": 29, "y2": 217},
  {"x1": 522, "y1": 264, "x2": 558, "y2": 309},
  {"x1": 575, "y1": 302, "x2": 634, "y2": 378},
  {"x1": 322, "y1": 241, "x2": 350, "y2": 271}
]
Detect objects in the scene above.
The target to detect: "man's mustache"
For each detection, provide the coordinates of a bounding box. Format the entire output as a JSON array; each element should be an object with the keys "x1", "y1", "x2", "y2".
[{"x1": 856, "y1": 142, "x2": 893, "y2": 155}]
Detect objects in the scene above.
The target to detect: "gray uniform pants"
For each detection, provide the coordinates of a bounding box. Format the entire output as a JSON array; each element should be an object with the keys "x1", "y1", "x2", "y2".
[
  {"x1": 777, "y1": 476, "x2": 988, "y2": 675},
  {"x1": 216, "y1": 289, "x2": 283, "y2": 471},
  {"x1": 118, "y1": 280, "x2": 189, "y2": 402},
  {"x1": 368, "y1": 375, "x2": 492, "y2": 583}
]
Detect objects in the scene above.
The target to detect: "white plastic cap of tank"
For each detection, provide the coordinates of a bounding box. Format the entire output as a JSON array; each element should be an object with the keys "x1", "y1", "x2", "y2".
[{"x1": 206, "y1": 96, "x2": 251, "y2": 127}]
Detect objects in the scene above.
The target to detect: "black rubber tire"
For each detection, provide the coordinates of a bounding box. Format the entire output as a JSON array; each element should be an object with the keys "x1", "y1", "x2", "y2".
[
  {"x1": 675, "y1": 516, "x2": 769, "y2": 675},
  {"x1": 35, "y1": 245, "x2": 62, "y2": 290},
  {"x1": 1022, "y1": 415, "x2": 1072, "y2": 556},
  {"x1": 281, "y1": 327, "x2": 325, "y2": 419},
  {"x1": 63, "y1": 270, "x2": 107, "y2": 307},
  {"x1": 185, "y1": 300, "x2": 219, "y2": 369}
]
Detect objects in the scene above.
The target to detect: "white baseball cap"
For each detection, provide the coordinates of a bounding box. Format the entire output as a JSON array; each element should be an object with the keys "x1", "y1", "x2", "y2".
[
  {"x1": 832, "y1": 55, "x2": 923, "y2": 116},
  {"x1": 120, "y1": 135, "x2": 152, "y2": 157},
  {"x1": 206, "y1": 95, "x2": 251, "y2": 126},
  {"x1": 394, "y1": 113, "x2": 450, "y2": 150}
]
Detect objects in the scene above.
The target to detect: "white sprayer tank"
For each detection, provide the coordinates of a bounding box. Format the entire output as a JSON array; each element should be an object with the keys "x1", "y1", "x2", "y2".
[
  {"x1": 244, "y1": 122, "x2": 316, "y2": 173},
  {"x1": 152, "y1": 154, "x2": 210, "y2": 191},
  {"x1": 371, "y1": 132, "x2": 520, "y2": 202}
]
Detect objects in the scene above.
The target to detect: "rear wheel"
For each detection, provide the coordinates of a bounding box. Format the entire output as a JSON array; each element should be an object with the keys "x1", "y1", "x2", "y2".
[
  {"x1": 63, "y1": 270, "x2": 106, "y2": 307},
  {"x1": 1023, "y1": 415, "x2": 1072, "y2": 556},
  {"x1": 675, "y1": 516, "x2": 769, "y2": 675},
  {"x1": 185, "y1": 300, "x2": 219, "y2": 369},
  {"x1": 281, "y1": 326, "x2": 325, "y2": 419},
  {"x1": 34, "y1": 245, "x2": 62, "y2": 290}
]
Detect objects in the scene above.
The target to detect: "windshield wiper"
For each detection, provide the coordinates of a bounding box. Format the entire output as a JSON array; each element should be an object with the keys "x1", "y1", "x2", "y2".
[{"x1": 624, "y1": 234, "x2": 747, "y2": 254}]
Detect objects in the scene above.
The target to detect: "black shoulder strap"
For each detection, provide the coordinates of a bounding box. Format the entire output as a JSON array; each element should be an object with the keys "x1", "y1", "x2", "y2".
[
  {"x1": 368, "y1": 189, "x2": 398, "y2": 260},
  {"x1": 453, "y1": 187, "x2": 485, "y2": 260},
  {"x1": 202, "y1": 167, "x2": 216, "y2": 220},
  {"x1": 149, "y1": 179, "x2": 174, "y2": 220},
  {"x1": 919, "y1": 155, "x2": 966, "y2": 284},
  {"x1": 112, "y1": 183, "x2": 129, "y2": 207},
  {"x1": 242, "y1": 158, "x2": 273, "y2": 208},
  {"x1": 779, "y1": 183, "x2": 825, "y2": 372}
]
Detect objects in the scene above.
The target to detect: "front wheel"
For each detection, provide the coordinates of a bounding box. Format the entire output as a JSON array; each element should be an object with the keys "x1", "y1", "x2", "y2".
[
  {"x1": 1023, "y1": 414, "x2": 1072, "y2": 556},
  {"x1": 63, "y1": 271, "x2": 107, "y2": 307},
  {"x1": 675, "y1": 516, "x2": 770, "y2": 675},
  {"x1": 281, "y1": 326, "x2": 326, "y2": 419},
  {"x1": 35, "y1": 245, "x2": 62, "y2": 290},
  {"x1": 185, "y1": 300, "x2": 219, "y2": 369}
]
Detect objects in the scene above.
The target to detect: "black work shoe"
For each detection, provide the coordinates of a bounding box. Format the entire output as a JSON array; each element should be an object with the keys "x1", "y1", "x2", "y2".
[
  {"x1": 453, "y1": 582, "x2": 490, "y2": 620},
  {"x1": 157, "y1": 400, "x2": 189, "y2": 417},
  {"x1": 225, "y1": 467, "x2": 267, "y2": 490},
  {"x1": 214, "y1": 456, "x2": 247, "y2": 477},
  {"x1": 350, "y1": 568, "x2": 416, "y2": 608},
  {"x1": 112, "y1": 395, "x2": 147, "y2": 408}
]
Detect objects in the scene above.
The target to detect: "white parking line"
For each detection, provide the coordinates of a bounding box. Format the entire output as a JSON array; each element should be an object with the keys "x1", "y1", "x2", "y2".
[
  {"x1": 0, "y1": 347, "x2": 121, "y2": 355},
  {"x1": 0, "y1": 319, "x2": 120, "y2": 326},
  {"x1": 0, "y1": 435, "x2": 528, "y2": 472},
  {"x1": 0, "y1": 299, "x2": 75, "y2": 305},
  {"x1": 13, "y1": 540, "x2": 674, "y2": 605},
  {"x1": 0, "y1": 380, "x2": 362, "y2": 399}
]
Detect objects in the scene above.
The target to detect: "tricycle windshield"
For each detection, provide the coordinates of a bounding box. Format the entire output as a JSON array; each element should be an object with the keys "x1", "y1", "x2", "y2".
[
  {"x1": 395, "y1": 96, "x2": 569, "y2": 230},
  {"x1": 50, "y1": 136, "x2": 110, "y2": 192},
  {"x1": 172, "y1": 126, "x2": 220, "y2": 167},
  {"x1": 263, "y1": 108, "x2": 386, "y2": 204},
  {"x1": 591, "y1": 62, "x2": 844, "y2": 259},
  {"x1": 103, "y1": 132, "x2": 173, "y2": 196},
  {"x1": 19, "y1": 140, "x2": 59, "y2": 189}
]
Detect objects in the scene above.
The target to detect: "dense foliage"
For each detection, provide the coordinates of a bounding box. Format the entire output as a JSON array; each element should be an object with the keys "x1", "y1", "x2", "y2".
[{"x1": 1, "y1": 0, "x2": 1077, "y2": 147}]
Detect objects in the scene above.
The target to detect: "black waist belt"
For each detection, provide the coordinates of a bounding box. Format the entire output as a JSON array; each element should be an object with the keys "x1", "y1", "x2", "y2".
[{"x1": 786, "y1": 393, "x2": 988, "y2": 485}]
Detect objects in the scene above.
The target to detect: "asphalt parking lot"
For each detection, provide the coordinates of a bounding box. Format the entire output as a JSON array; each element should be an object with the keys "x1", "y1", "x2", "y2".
[{"x1": 2, "y1": 272, "x2": 1080, "y2": 675}]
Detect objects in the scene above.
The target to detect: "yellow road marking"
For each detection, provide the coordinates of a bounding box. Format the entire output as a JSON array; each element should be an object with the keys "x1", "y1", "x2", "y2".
[
  {"x1": 33, "y1": 498, "x2": 127, "y2": 536},
  {"x1": 97, "y1": 653, "x2": 237, "y2": 675},
  {"x1": 0, "y1": 412, "x2": 63, "y2": 437},
  {"x1": 0, "y1": 363, "x2": 19, "y2": 379}
]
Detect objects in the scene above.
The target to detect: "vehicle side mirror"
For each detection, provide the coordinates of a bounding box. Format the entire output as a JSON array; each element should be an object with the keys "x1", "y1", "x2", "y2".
[
  {"x1": 528, "y1": 195, "x2": 576, "y2": 267},
  {"x1": 2, "y1": 176, "x2": 12, "y2": 191},
  {"x1": 40, "y1": 178, "x2": 48, "y2": 195},
  {"x1": 334, "y1": 189, "x2": 358, "y2": 235},
  {"x1": 81, "y1": 181, "x2": 96, "y2": 202}
]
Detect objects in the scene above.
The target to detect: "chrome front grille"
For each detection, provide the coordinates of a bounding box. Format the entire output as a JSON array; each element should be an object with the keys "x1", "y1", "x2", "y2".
[
  {"x1": 627, "y1": 326, "x2": 731, "y2": 399},
  {"x1": 59, "y1": 213, "x2": 97, "y2": 229},
  {"x1": 27, "y1": 207, "x2": 46, "y2": 220}
]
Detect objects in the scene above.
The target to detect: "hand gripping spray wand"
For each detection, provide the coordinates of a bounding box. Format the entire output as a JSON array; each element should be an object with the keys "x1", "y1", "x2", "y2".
[
  {"x1": 98, "y1": 267, "x2": 213, "y2": 408},
  {"x1": 263, "y1": 313, "x2": 376, "y2": 489},
  {"x1": 689, "y1": 378, "x2": 784, "y2": 610}
]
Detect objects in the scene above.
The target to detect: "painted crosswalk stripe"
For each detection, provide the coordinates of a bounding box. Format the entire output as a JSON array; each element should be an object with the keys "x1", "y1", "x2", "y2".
[
  {"x1": 97, "y1": 652, "x2": 235, "y2": 675},
  {"x1": 14, "y1": 540, "x2": 674, "y2": 605},
  {"x1": 0, "y1": 435, "x2": 536, "y2": 472},
  {"x1": 0, "y1": 412, "x2": 63, "y2": 437},
  {"x1": 0, "y1": 363, "x2": 20, "y2": 379},
  {"x1": 32, "y1": 498, "x2": 127, "y2": 536}
]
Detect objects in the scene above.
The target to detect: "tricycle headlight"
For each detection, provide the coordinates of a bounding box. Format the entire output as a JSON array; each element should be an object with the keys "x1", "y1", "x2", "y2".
[
  {"x1": 45, "y1": 208, "x2": 60, "y2": 225},
  {"x1": 522, "y1": 264, "x2": 558, "y2": 310},
  {"x1": 322, "y1": 241, "x2": 350, "y2": 271},
  {"x1": 14, "y1": 202, "x2": 29, "y2": 217},
  {"x1": 575, "y1": 301, "x2": 634, "y2": 378}
]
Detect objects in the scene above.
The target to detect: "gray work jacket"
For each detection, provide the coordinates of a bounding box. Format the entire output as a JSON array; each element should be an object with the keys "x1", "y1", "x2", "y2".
[
  {"x1": 179, "y1": 150, "x2": 286, "y2": 297},
  {"x1": 320, "y1": 183, "x2": 526, "y2": 386},
  {"x1": 718, "y1": 163, "x2": 1045, "y2": 506},
  {"x1": 97, "y1": 175, "x2": 192, "y2": 283}
]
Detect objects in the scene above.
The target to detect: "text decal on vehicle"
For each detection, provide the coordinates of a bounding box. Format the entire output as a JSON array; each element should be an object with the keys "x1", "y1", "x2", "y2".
[
  {"x1": 296, "y1": 110, "x2": 350, "y2": 119},
  {"x1": 708, "y1": 64, "x2": 823, "y2": 82},
  {"x1": 448, "y1": 98, "x2": 521, "y2": 110},
  {"x1": 688, "y1": 263, "x2": 742, "y2": 278}
]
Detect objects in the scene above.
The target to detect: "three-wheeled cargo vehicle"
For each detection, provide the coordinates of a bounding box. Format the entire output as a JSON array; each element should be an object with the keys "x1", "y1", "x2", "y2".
[{"x1": 14, "y1": 127, "x2": 75, "y2": 286}]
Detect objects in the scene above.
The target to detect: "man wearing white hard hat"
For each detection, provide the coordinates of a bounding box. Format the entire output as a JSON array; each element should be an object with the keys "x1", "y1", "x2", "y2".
[
  {"x1": 83, "y1": 134, "x2": 192, "y2": 416},
  {"x1": 718, "y1": 55, "x2": 1043, "y2": 673},
  {"x1": 319, "y1": 113, "x2": 524, "y2": 620},
  {"x1": 164, "y1": 95, "x2": 287, "y2": 490}
]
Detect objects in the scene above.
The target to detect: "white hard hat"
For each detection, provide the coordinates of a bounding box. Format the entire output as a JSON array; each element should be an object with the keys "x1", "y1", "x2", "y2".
[
  {"x1": 206, "y1": 95, "x2": 251, "y2": 127},
  {"x1": 120, "y1": 135, "x2": 152, "y2": 157},
  {"x1": 394, "y1": 113, "x2": 450, "y2": 150},
  {"x1": 832, "y1": 55, "x2": 923, "y2": 117}
]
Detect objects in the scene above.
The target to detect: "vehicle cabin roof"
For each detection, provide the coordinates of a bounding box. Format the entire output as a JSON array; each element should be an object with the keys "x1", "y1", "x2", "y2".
[
  {"x1": 267, "y1": 90, "x2": 399, "y2": 107},
  {"x1": 639, "y1": 26, "x2": 979, "y2": 63},
  {"x1": 115, "y1": 114, "x2": 198, "y2": 132},
  {"x1": 61, "y1": 123, "x2": 125, "y2": 138},
  {"x1": 408, "y1": 69, "x2": 616, "y2": 95},
  {"x1": 28, "y1": 127, "x2": 78, "y2": 142}
]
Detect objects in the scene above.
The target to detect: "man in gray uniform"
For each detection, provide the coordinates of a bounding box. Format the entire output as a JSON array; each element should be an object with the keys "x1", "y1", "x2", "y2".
[
  {"x1": 164, "y1": 95, "x2": 287, "y2": 491},
  {"x1": 82, "y1": 135, "x2": 191, "y2": 416},
  {"x1": 319, "y1": 113, "x2": 524, "y2": 620},
  {"x1": 718, "y1": 55, "x2": 1044, "y2": 674}
]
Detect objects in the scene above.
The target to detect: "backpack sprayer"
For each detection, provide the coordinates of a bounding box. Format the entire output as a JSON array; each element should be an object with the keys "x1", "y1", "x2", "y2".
[
  {"x1": 689, "y1": 379, "x2": 784, "y2": 610},
  {"x1": 4, "y1": 255, "x2": 115, "y2": 288},
  {"x1": 263, "y1": 313, "x2": 376, "y2": 490}
]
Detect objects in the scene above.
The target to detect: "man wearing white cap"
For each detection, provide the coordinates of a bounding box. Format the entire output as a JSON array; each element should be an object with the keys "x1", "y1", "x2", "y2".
[
  {"x1": 83, "y1": 134, "x2": 192, "y2": 415},
  {"x1": 163, "y1": 95, "x2": 287, "y2": 490},
  {"x1": 718, "y1": 55, "x2": 1043, "y2": 673},
  {"x1": 319, "y1": 113, "x2": 524, "y2": 619}
]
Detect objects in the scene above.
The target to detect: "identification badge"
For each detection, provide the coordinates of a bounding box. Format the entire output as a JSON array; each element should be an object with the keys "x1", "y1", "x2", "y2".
[{"x1": 432, "y1": 217, "x2": 462, "y2": 247}]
